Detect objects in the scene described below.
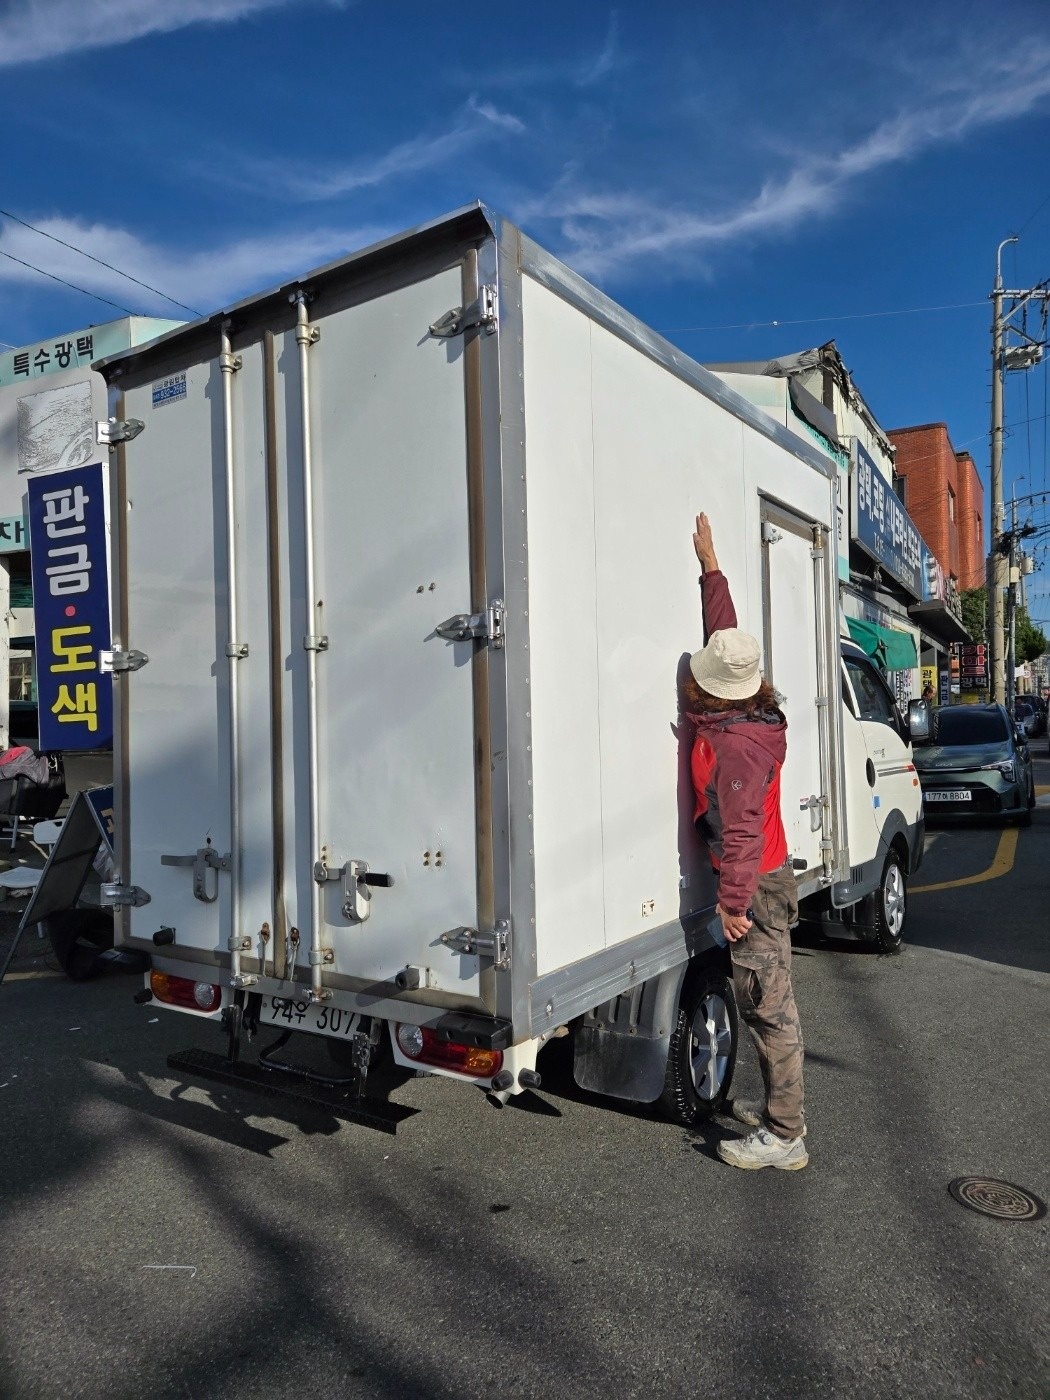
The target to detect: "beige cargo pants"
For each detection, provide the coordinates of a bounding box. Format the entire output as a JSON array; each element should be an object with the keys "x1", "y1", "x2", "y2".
[{"x1": 729, "y1": 861, "x2": 806, "y2": 1140}]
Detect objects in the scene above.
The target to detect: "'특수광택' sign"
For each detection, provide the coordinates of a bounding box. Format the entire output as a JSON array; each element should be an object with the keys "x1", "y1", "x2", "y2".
[{"x1": 28, "y1": 463, "x2": 112, "y2": 750}]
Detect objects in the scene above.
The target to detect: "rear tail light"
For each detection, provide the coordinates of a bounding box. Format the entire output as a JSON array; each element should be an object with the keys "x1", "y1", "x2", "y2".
[
  {"x1": 395, "y1": 1023, "x2": 503, "y2": 1079},
  {"x1": 150, "y1": 971, "x2": 222, "y2": 1013}
]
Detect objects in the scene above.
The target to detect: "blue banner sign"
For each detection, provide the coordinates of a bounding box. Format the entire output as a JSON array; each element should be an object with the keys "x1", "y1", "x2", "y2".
[
  {"x1": 28, "y1": 463, "x2": 112, "y2": 751},
  {"x1": 852, "y1": 445, "x2": 923, "y2": 599}
]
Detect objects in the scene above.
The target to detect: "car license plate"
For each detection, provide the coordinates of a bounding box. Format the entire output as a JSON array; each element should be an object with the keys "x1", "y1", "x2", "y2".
[
  {"x1": 263, "y1": 995, "x2": 361, "y2": 1039},
  {"x1": 926, "y1": 790, "x2": 971, "y2": 802}
]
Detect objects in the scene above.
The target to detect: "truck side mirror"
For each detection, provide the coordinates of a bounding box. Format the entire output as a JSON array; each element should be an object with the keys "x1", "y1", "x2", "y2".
[{"x1": 907, "y1": 699, "x2": 931, "y2": 743}]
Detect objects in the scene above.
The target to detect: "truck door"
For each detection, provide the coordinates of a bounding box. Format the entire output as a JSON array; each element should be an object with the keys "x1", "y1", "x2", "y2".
[
  {"x1": 760, "y1": 501, "x2": 834, "y2": 881},
  {"x1": 112, "y1": 260, "x2": 491, "y2": 1006}
]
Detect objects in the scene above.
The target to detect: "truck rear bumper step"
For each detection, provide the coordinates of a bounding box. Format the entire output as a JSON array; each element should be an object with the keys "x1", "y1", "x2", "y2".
[{"x1": 167, "y1": 1047, "x2": 415, "y2": 1134}]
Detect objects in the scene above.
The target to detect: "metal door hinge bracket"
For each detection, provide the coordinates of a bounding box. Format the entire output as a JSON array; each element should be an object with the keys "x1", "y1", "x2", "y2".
[
  {"x1": 435, "y1": 599, "x2": 505, "y2": 648},
  {"x1": 100, "y1": 647, "x2": 149, "y2": 674},
  {"x1": 161, "y1": 846, "x2": 232, "y2": 903},
  {"x1": 101, "y1": 882, "x2": 151, "y2": 909},
  {"x1": 429, "y1": 284, "x2": 498, "y2": 339},
  {"x1": 97, "y1": 417, "x2": 145, "y2": 446},
  {"x1": 441, "y1": 919, "x2": 511, "y2": 969},
  {"x1": 761, "y1": 522, "x2": 782, "y2": 545}
]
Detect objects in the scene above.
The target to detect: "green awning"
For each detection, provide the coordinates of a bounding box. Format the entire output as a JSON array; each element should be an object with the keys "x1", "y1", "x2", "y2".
[{"x1": 846, "y1": 617, "x2": 918, "y2": 671}]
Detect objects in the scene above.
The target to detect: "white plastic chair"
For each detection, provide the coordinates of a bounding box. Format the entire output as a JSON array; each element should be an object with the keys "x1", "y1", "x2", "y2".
[{"x1": 0, "y1": 820, "x2": 64, "y2": 898}]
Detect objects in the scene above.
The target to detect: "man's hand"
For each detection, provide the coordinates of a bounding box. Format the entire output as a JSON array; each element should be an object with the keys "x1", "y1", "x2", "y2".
[
  {"x1": 717, "y1": 902, "x2": 751, "y2": 943},
  {"x1": 693, "y1": 513, "x2": 718, "y2": 573}
]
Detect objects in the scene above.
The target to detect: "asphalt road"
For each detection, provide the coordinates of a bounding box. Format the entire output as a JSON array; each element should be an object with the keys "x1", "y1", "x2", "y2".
[{"x1": 0, "y1": 756, "x2": 1047, "y2": 1400}]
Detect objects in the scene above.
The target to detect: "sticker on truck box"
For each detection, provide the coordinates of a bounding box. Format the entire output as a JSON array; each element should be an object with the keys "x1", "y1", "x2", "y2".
[{"x1": 151, "y1": 373, "x2": 186, "y2": 408}]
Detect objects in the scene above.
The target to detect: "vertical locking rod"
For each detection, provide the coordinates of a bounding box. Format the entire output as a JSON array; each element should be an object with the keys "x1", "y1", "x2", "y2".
[
  {"x1": 220, "y1": 321, "x2": 249, "y2": 984},
  {"x1": 293, "y1": 291, "x2": 328, "y2": 1002}
]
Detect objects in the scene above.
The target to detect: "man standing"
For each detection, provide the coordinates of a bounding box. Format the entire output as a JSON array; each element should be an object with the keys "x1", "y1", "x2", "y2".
[{"x1": 685, "y1": 513, "x2": 808, "y2": 1171}]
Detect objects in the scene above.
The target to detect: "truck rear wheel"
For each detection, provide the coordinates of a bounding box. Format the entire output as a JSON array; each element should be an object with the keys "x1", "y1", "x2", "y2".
[{"x1": 660, "y1": 965, "x2": 738, "y2": 1126}]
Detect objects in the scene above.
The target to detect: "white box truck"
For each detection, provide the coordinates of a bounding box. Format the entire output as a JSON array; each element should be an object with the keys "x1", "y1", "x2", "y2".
[{"x1": 95, "y1": 205, "x2": 924, "y2": 1128}]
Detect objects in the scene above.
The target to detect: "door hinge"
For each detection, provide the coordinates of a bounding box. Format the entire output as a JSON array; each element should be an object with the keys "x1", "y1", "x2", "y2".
[
  {"x1": 161, "y1": 846, "x2": 231, "y2": 903},
  {"x1": 435, "y1": 599, "x2": 505, "y2": 648},
  {"x1": 100, "y1": 647, "x2": 149, "y2": 674},
  {"x1": 96, "y1": 417, "x2": 145, "y2": 446},
  {"x1": 429, "y1": 284, "x2": 498, "y2": 339},
  {"x1": 101, "y1": 882, "x2": 151, "y2": 909},
  {"x1": 761, "y1": 522, "x2": 783, "y2": 545},
  {"x1": 440, "y1": 919, "x2": 511, "y2": 970}
]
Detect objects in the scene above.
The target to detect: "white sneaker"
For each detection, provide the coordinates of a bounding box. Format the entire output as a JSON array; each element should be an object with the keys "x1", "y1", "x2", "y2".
[
  {"x1": 717, "y1": 1127, "x2": 809, "y2": 1171},
  {"x1": 731, "y1": 1099, "x2": 807, "y2": 1137}
]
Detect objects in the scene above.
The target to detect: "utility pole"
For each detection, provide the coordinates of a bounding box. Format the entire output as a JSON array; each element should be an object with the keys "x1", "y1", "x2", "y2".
[
  {"x1": 988, "y1": 237, "x2": 1015, "y2": 706},
  {"x1": 987, "y1": 240, "x2": 1050, "y2": 705}
]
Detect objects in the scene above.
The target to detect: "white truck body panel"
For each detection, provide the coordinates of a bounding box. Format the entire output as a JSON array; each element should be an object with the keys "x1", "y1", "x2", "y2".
[{"x1": 98, "y1": 205, "x2": 921, "y2": 1060}]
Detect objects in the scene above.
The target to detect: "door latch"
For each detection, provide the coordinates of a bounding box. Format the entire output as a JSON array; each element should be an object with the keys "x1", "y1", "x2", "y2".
[
  {"x1": 161, "y1": 846, "x2": 231, "y2": 903},
  {"x1": 799, "y1": 794, "x2": 826, "y2": 832}
]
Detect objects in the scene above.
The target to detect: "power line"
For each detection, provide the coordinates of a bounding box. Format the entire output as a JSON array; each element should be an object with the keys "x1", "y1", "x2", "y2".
[
  {"x1": 1017, "y1": 189, "x2": 1050, "y2": 236},
  {"x1": 0, "y1": 246, "x2": 135, "y2": 316},
  {"x1": 661, "y1": 299, "x2": 987, "y2": 335},
  {"x1": 0, "y1": 207, "x2": 200, "y2": 316}
]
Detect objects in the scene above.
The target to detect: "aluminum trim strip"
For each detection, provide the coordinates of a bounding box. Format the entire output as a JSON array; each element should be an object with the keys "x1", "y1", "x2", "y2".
[{"x1": 528, "y1": 912, "x2": 717, "y2": 1039}]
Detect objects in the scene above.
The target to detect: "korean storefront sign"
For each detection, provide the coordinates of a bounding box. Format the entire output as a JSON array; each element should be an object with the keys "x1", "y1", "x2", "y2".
[
  {"x1": 0, "y1": 515, "x2": 28, "y2": 553},
  {"x1": 28, "y1": 464, "x2": 112, "y2": 750},
  {"x1": 851, "y1": 444, "x2": 923, "y2": 599}
]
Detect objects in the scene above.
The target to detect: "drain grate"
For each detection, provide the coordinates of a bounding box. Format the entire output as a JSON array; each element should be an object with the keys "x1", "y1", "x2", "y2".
[{"x1": 948, "y1": 1177, "x2": 1046, "y2": 1221}]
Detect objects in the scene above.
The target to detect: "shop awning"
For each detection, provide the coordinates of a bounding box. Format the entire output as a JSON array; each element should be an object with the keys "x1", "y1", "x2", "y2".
[
  {"x1": 907, "y1": 599, "x2": 971, "y2": 647},
  {"x1": 845, "y1": 617, "x2": 918, "y2": 671}
]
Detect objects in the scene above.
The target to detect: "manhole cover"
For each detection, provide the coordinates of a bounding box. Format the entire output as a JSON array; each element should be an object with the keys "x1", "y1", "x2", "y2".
[{"x1": 948, "y1": 1177, "x2": 1046, "y2": 1221}]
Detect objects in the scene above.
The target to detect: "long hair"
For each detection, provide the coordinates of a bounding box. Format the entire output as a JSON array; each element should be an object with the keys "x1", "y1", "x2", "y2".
[{"x1": 682, "y1": 675, "x2": 780, "y2": 718}]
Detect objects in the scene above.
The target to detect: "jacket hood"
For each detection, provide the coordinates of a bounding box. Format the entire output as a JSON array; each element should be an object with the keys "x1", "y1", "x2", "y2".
[{"x1": 687, "y1": 706, "x2": 788, "y2": 765}]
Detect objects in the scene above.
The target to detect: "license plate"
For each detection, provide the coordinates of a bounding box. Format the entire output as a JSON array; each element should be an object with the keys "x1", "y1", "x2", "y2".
[
  {"x1": 263, "y1": 995, "x2": 361, "y2": 1039},
  {"x1": 926, "y1": 790, "x2": 971, "y2": 802}
]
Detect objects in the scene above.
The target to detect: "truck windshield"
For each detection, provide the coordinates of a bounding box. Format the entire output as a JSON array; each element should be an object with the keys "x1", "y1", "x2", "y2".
[{"x1": 933, "y1": 710, "x2": 1008, "y2": 745}]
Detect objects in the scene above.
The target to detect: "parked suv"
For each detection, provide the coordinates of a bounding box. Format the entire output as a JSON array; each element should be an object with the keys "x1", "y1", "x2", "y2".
[{"x1": 914, "y1": 703, "x2": 1035, "y2": 825}]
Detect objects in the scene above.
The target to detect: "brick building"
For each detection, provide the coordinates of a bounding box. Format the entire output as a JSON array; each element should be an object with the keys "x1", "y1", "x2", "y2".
[{"x1": 887, "y1": 423, "x2": 985, "y2": 591}]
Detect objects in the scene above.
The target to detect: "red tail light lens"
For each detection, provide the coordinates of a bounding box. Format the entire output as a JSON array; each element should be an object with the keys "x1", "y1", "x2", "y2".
[
  {"x1": 150, "y1": 971, "x2": 221, "y2": 1013},
  {"x1": 395, "y1": 1023, "x2": 503, "y2": 1079}
]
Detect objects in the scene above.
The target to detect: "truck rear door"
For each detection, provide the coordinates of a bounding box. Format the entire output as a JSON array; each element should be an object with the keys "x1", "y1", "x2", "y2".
[{"x1": 110, "y1": 258, "x2": 492, "y2": 1007}]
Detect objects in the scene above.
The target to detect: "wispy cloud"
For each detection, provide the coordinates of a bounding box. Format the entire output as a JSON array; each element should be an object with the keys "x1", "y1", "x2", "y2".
[
  {"x1": 244, "y1": 96, "x2": 525, "y2": 201},
  {"x1": 455, "y1": 11, "x2": 627, "y2": 90},
  {"x1": 0, "y1": 0, "x2": 325, "y2": 69},
  {"x1": 0, "y1": 214, "x2": 381, "y2": 315},
  {"x1": 529, "y1": 45, "x2": 1050, "y2": 279}
]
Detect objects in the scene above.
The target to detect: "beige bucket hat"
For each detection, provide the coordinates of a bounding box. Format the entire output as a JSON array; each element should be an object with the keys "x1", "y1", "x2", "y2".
[{"x1": 689, "y1": 627, "x2": 762, "y2": 700}]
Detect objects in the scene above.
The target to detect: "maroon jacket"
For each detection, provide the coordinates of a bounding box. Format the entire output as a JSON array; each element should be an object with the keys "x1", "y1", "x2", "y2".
[{"x1": 687, "y1": 570, "x2": 788, "y2": 916}]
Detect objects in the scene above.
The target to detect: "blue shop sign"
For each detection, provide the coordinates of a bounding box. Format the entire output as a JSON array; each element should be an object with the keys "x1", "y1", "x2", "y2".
[
  {"x1": 851, "y1": 445, "x2": 923, "y2": 599},
  {"x1": 28, "y1": 463, "x2": 112, "y2": 751}
]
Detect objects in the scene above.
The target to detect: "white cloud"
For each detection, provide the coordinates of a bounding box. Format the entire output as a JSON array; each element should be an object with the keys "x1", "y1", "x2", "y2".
[
  {"x1": 0, "y1": 0, "x2": 320, "y2": 69},
  {"x1": 458, "y1": 11, "x2": 626, "y2": 90},
  {"x1": 0, "y1": 214, "x2": 382, "y2": 315},
  {"x1": 249, "y1": 98, "x2": 525, "y2": 201},
  {"x1": 531, "y1": 45, "x2": 1050, "y2": 280}
]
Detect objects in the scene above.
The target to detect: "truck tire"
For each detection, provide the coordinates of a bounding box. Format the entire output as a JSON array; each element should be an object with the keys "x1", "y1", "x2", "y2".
[
  {"x1": 660, "y1": 964, "x2": 738, "y2": 1126},
  {"x1": 863, "y1": 849, "x2": 907, "y2": 955}
]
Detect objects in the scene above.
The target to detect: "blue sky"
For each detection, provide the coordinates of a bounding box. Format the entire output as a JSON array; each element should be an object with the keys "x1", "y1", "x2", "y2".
[{"x1": 2, "y1": 0, "x2": 1050, "y2": 621}]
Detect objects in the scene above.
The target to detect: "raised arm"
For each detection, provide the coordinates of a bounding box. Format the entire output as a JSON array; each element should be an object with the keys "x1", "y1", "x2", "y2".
[{"x1": 693, "y1": 512, "x2": 738, "y2": 640}]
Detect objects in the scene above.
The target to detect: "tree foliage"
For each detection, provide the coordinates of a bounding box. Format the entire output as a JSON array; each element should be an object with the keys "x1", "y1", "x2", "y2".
[
  {"x1": 958, "y1": 586, "x2": 1045, "y2": 664},
  {"x1": 1015, "y1": 604, "x2": 1047, "y2": 664},
  {"x1": 960, "y1": 587, "x2": 987, "y2": 644}
]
